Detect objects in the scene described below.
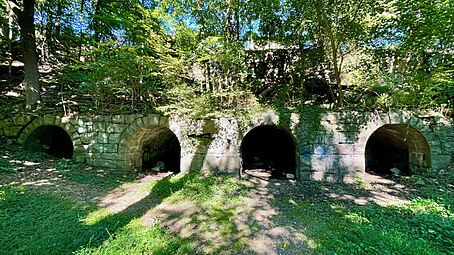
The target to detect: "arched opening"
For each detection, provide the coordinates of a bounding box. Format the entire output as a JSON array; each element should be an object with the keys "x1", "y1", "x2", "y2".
[
  {"x1": 126, "y1": 125, "x2": 181, "y2": 173},
  {"x1": 241, "y1": 125, "x2": 297, "y2": 179},
  {"x1": 23, "y1": 125, "x2": 74, "y2": 158},
  {"x1": 365, "y1": 124, "x2": 431, "y2": 176}
]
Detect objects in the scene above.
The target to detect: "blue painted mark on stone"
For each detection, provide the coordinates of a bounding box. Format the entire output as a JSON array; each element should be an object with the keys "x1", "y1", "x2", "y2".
[{"x1": 314, "y1": 146, "x2": 331, "y2": 155}]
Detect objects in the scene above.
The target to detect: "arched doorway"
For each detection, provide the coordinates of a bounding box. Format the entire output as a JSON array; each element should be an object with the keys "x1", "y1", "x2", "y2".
[
  {"x1": 23, "y1": 125, "x2": 74, "y2": 158},
  {"x1": 241, "y1": 125, "x2": 297, "y2": 179},
  {"x1": 126, "y1": 125, "x2": 181, "y2": 173},
  {"x1": 365, "y1": 124, "x2": 431, "y2": 175}
]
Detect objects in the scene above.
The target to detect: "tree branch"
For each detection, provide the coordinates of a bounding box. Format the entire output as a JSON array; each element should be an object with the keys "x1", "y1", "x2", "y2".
[{"x1": 7, "y1": 0, "x2": 21, "y2": 18}]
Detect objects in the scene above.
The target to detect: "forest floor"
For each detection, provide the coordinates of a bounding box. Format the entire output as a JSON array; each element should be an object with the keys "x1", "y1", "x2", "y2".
[{"x1": 0, "y1": 143, "x2": 453, "y2": 254}]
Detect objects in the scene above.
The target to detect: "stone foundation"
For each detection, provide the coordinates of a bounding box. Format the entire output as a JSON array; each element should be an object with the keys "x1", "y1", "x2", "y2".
[{"x1": 1, "y1": 110, "x2": 453, "y2": 181}]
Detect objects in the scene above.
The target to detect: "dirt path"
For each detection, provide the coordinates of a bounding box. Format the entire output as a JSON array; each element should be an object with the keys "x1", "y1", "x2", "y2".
[{"x1": 1, "y1": 160, "x2": 418, "y2": 255}]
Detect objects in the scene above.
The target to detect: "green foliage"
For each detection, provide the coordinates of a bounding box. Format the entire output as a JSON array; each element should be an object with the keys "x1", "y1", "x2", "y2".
[
  {"x1": 0, "y1": 157, "x2": 12, "y2": 174},
  {"x1": 75, "y1": 220, "x2": 193, "y2": 255},
  {"x1": 150, "y1": 172, "x2": 248, "y2": 204},
  {"x1": 1, "y1": 144, "x2": 453, "y2": 255},
  {"x1": 159, "y1": 84, "x2": 261, "y2": 118},
  {"x1": 0, "y1": 186, "x2": 192, "y2": 254},
  {"x1": 277, "y1": 197, "x2": 452, "y2": 255},
  {"x1": 62, "y1": 39, "x2": 183, "y2": 113}
]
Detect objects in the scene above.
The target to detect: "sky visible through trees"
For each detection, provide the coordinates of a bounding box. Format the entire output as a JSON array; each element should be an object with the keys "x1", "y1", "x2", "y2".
[{"x1": 0, "y1": 0, "x2": 452, "y2": 115}]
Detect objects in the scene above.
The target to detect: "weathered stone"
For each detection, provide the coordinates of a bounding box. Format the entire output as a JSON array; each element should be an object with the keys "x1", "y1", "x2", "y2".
[
  {"x1": 1, "y1": 110, "x2": 453, "y2": 181},
  {"x1": 80, "y1": 133, "x2": 95, "y2": 144},
  {"x1": 124, "y1": 114, "x2": 136, "y2": 124},
  {"x1": 85, "y1": 122, "x2": 94, "y2": 133},
  {"x1": 92, "y1": 159, "x2": 125, "y2": 169},
  {"x1": 103, "y1": 144, "x2": 118, "y2": 153},
  {"x1": 13, "y1": 115, "x2": 31, "y2": 125},
  {"x1": 3, "y1": 126, "x2": 22, "y2": 137},
  {"x1": 101, "y1": 153, "x2": 122, "y2": 160},
  {"x1": 91, "y1": 144, "x2": 104, "y2": 153},
  {"x1": 108, "y1": 133, "x2": 121, "y2": 144},
  {"x1": 112, "y1": 115, "x2": 125, "y2": 123},
  {"x1": 93, "y1": 122, "x2": 106, "y2": 132},
  {"x1": 43, "y1": 114, "x2": 55, "y2": 125},
  {"x1": 142, "y1": 114, "x2": 160, "y2": 126},
  {"x1": 313, "y1": 145, "x2": 333, "y2": 155},
  {"x1": 73, "y1": 145, "x2": 88, "y2": 154},
  {"x1": 180, "y1": 154, "x2": 205, "y2": 172},
  {"x1": 73, "y1": 139, "x2": 82, "y2": 146},
  {"x1": 92, "y1": 115, "x2": 104, "y2": 122},
  {"x1": 106, "y1": 124, "x2": 128, "y2": 134},
  {"x1": 97, "y1": 132, "x2": 109, "y2": 143},
  {"x1": 78, "y1": 126, "x2": 86, "y2": 134},
  {"x1": 335, "y1": 144, "x2": 359, "y2": 155},
  {"x1": 0, "y1": 118, "x2": 13, "y2": 128}
]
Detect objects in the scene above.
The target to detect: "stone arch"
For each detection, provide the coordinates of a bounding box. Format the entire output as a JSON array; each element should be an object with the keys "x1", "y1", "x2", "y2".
[
  {"x1": 120, "y1": 118, "x2": 182, "y2": 172},
  {"x1": 23, "y1": 125, "x2": 74, "y2": 158},
  {"x1": 18, "y1": 115, "x2": 79, "y2": 159},
  {"x1": 240, "y1": 125, "x2": 298, "y2": 178},
  {"x1": 364, "y1": 124, "x2": 431, "y2": 175}
]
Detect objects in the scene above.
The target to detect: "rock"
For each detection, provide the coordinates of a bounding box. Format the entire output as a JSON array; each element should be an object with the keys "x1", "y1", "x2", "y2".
[
  {"x1": 152, "y1": 161, "x2": 165, "y2": 172},
  {"x1": 286, "y1": 173, "x2": 295, "y2": 179},
  {"x1": 390, "y1": 168, "x2": 401, "y2": 175}
]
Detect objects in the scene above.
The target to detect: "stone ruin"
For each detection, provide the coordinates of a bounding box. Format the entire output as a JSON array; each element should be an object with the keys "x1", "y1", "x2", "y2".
[{"x1": 1, "y1": 110, "x2": 453, "y2": 181}]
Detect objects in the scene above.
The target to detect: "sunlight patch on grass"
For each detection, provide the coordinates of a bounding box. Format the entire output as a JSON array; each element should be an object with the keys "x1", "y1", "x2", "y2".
[
  {"x1": 82, "y1": 208, "x2": 115, "y2": 226},
  {"x1": 75, "y1": 219, "x2": 193, "y2": 255}
]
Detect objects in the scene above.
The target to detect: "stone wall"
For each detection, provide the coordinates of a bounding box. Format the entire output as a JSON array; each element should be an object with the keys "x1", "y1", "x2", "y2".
[{"x1": 1, "y1": 110, "x2": 453, "y2": 181}]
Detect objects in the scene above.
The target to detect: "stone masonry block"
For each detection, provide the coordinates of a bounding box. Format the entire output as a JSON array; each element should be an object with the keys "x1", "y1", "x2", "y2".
[
  {"x1": 91, "y1": 144, "x2": 104, "y2": 153},
  {"x1": 103, "y1": 144, "x2": 118, "y2": 153},
  {"x1": 101, "y1": 153, "x2": 122, "y2": 160},
  {"x1": 112, "y1": 115, "x2": 125, "y2": 123},
  {"x1": 97, "y1": 132, "x2": 109, "y2": 143},
  {"x1": 0, "y1": 118, "x2": 13, "y2": 128},
  {"x1": 80, "y1": 133, "x2": 95, "y2": 145},
  {"x1": 93, "y1": 122, "x2": 106, "y2": 132},
  {"x1": 13, "y1": 115, "x2": 32, "y2": 126},
  {"x1": 43, "y1": 114, "x2": 55, "y2": 125},
  {"x1": 159, "y1": 116, "x2": 170, "y2": 126},
  {"x1": 142, "y1": 114, "x2": 160, "y2": 126},
  {"x1": 106, "y1": 124, "x2": 128, "y2": 134},
  {"x1": 3, "y1": 126, "x2": 22, "y2": 137},
  {"x1": 108, "y1": 133, "x2": 121, "y2": 144},
  {"x1": 92, "y1": 159, "x2": 125, "y2": 169},
  {"x1": 124, "y1": 114, "x2": 137, "y2": 124}
]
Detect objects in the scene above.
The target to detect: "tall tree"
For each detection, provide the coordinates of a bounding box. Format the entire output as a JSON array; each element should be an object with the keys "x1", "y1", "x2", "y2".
[{"x1": 8, "y1": 0, "x2": 41, "y2": 109}]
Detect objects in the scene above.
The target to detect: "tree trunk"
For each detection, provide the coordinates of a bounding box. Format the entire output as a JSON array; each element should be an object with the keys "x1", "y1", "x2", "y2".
[
  {"x1": 314, "y1": 0, "x2": 343, "y2": 106},
  {"x1": 92, "y1": 0, "x2": 105, "y2": 43},
  {"x1": 7, "y1": 3, "x2": 14, "y2": 75},
  {"x1": 10, "y1": 0, "x2": 41, "y2": 109}
]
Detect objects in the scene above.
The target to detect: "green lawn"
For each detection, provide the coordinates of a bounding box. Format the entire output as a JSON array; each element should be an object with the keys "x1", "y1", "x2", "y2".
[{"x1": 0, "y1": 147, "x2": 453, "y2": 254}]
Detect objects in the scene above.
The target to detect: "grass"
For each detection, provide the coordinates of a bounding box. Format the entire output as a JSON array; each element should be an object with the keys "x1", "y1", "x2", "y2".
[
  {"x1": 274, "y1": 198, "x2": 453, "y2": 255},
  {"x1": 0, "y1": 145, "x2": 453, "y2": 254}
]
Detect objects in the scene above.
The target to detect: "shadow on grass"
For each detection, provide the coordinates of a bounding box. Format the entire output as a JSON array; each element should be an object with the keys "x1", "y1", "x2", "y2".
[
  {"x1": 267, "y1": 176, "x2": 454, "y2": 255},
  {"x1": 0, "y1": 173, "x2": 196, "y2": 254},
  {"x1": 1, "y1": 142, "x2": 452, "y2": 254}
]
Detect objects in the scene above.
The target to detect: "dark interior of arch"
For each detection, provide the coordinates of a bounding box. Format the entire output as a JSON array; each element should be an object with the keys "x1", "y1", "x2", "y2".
[
  {"x1": 141, "y1": 127, "x2": 180, "y2": 173},
  {"x1": 241, "y1": 125, "x2": 297, "y2": 178},
  {"x1": 365, "y1": 124, "x2": 431, "y2": 176},
  {"x1": 23, "y1": 125, "x2": 74, "y2": 158}
]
